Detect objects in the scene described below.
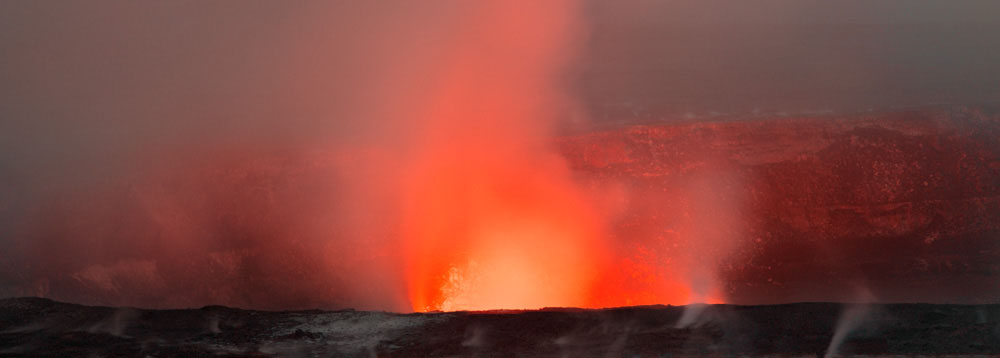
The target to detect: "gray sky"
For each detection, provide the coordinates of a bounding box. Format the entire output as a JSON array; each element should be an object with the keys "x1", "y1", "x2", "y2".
[{"x1": 580, "y1": 0, "x2": 1000, "y2": 119}]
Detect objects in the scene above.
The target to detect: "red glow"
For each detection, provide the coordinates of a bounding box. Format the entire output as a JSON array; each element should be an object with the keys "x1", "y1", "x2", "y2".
[
  {"x1": 12, "y1": 2, "x2": 998, "y2": 314},
  {"x1": 397, "y1": 1, "x2": 609, "y2": 311},
  {"x1": 402, "y1": 150, "x2": 606, "y2": 311},
  {"x1": 394, "y1": 1, "x2": 723, "y2": 311}
]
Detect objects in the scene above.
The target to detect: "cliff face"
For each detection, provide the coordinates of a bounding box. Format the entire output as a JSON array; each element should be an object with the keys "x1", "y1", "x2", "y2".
[
  {"x1": 4, "y1": 106, "x2": 997, "y2": 309},
  {"x1": 558, "y1": 106, "x2": 1000, "y2": 304}
]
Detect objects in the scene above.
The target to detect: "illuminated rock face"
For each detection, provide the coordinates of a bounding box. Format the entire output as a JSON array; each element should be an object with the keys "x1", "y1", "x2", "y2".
[
  {"x1": 6, "y1": 106, "x2": 997, "y2": 309},
  {"x1": 558, "y1": 106, "x2": 1000, "y2": 304}
]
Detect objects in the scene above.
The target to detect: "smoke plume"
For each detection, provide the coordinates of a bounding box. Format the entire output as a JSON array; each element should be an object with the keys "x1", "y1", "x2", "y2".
[
  {"x1": 0, "y1": 1, "x2": 612, "y2": 311},
  {"x1": 4, "y1": 1, "x2": 999, "y2": 311}
]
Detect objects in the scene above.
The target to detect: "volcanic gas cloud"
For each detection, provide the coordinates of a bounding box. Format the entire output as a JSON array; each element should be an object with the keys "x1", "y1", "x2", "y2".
[
  {"x1": 381, "y1": 0, "x2": 741, "y2": 311},
  {"x1": 0, "y1": 1, "x2": 730, "y2": 312},
  {"x1": 398, "y1": 1, "x2": 620, "y2": 312},
  {"x1": 3, "y1": 1, "x2": 998, "y2": 312}
]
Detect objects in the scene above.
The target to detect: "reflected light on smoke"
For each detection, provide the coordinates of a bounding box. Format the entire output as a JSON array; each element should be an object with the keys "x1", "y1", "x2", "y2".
[{"x1": 394, "y1": 1, "x2": 738, "y2": 311}]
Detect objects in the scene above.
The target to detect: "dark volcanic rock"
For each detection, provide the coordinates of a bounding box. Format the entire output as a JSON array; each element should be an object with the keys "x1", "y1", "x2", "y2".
[{"x1": 1, "y1": 297, "x2": 999, "y2": 357}]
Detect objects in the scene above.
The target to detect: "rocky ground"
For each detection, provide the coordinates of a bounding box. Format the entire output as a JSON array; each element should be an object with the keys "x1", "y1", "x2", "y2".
[{"x1": 1, "y1": 297, "x2": 999, "y2": 357}]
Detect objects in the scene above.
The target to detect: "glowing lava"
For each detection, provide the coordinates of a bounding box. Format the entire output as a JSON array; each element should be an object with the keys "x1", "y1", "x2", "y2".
[{"x1": 402, "y1": 151, "x2": 606, "y2": 311}]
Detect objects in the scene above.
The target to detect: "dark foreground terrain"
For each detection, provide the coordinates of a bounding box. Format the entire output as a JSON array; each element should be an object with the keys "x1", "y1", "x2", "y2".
[{"x1": 1, "y1": 297, "x2": 998, "y2": 357}]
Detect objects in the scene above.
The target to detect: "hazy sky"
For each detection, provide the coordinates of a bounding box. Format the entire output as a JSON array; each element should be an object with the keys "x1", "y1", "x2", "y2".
[{"x1": 580, "y1": 0, "x2": 1000, "y2": 119}]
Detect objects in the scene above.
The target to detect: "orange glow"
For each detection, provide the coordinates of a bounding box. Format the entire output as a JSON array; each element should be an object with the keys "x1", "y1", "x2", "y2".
[
  {"x1": 8, "y1": 1, "x2": 1000, "y2": 315},
  {"x1": 402, "y1": 150, "x2": 605, "y2": 311},
  {"x1": 398, "y1": 1, "x2": 604, "y2": 311},
  {"x1": 395, "y1": 1, "x2": 727, "y2": 312}
]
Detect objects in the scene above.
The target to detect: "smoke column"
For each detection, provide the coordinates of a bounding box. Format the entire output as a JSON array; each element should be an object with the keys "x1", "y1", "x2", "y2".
[{"x1": 395, "y1": 1, "x2": 611, "y2": 312}]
